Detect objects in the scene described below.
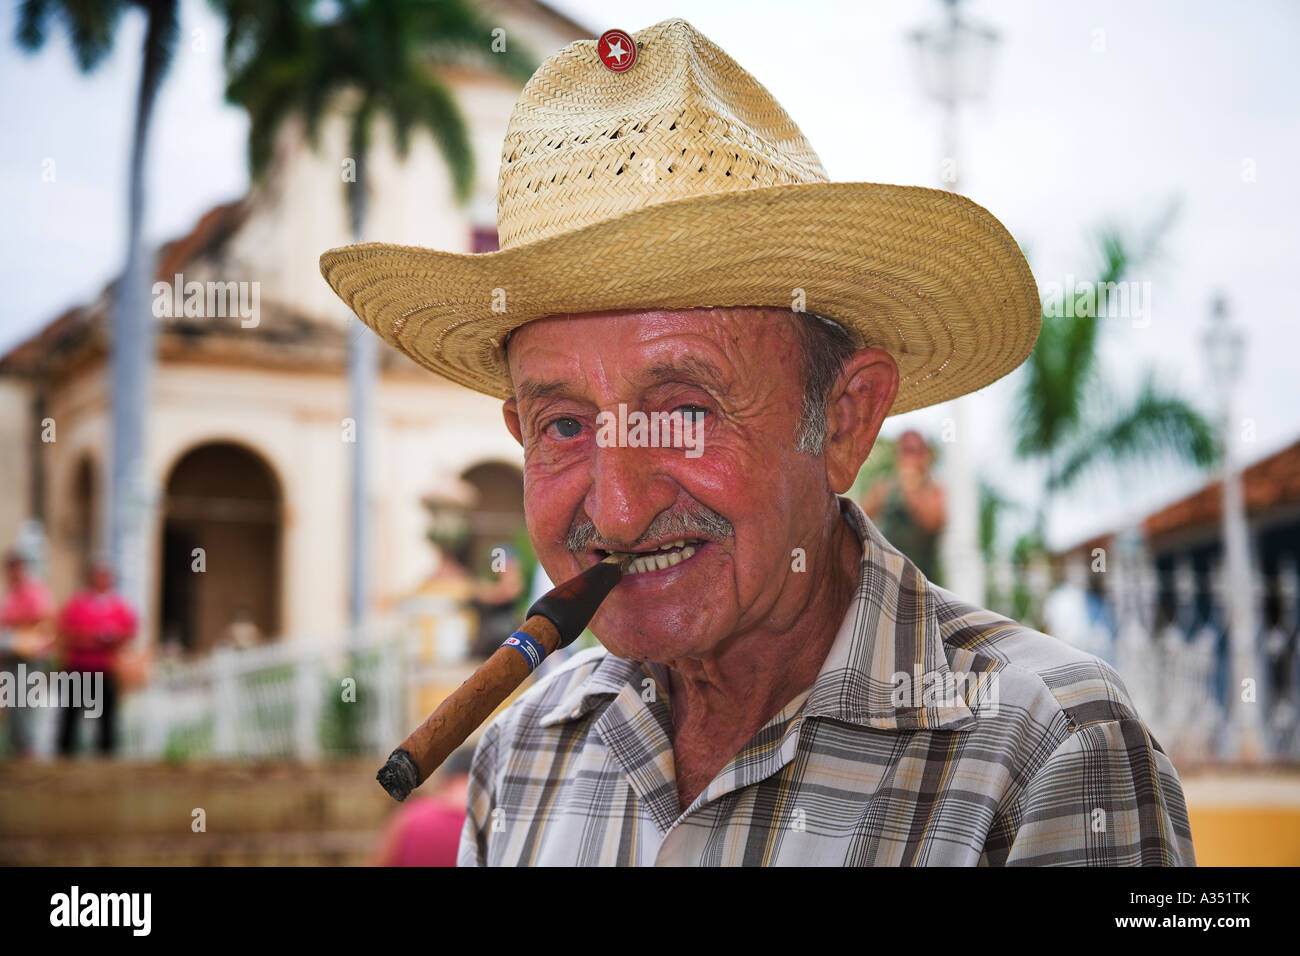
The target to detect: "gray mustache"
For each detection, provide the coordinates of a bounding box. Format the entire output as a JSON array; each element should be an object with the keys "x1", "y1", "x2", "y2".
[{"x1": 565, "y1": 507, "x2": 734, "y2": 552}]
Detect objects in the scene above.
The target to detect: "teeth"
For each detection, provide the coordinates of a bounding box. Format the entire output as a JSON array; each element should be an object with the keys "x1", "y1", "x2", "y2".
[
  {"x1": 626, "y1": 545, "x2": 697, "y2": 575},
  {"x1": 658, "y1": 540, "x2": 685, "y2": 551}
]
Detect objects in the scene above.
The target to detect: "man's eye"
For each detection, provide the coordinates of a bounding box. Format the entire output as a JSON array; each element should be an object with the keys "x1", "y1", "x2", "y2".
[
  {"x1": 545, "y1": 416, "x2": 583, "y2": 439},
  {"x1": 674, "y1": 404, "x2": 708, "y2": 420}
]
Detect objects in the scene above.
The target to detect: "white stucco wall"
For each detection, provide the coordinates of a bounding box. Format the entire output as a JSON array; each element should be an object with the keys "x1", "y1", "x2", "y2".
[
  {"x1": 0, "y1": 379, "x2": 34, "y2": 555},
  {"x1": 148, "y1": 361, "x2": 520, "y2": 641}
]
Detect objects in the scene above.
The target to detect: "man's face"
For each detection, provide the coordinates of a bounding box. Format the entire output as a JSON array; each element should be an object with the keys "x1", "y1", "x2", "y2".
[
  {"x1": 898, "y1": 430, "x2": 931, "y2": 470},
  {"x1": 502, "y1": 307, "x2": 868, "y2": 662},
  {"x1": 90, "y1": 565, "x2": 113, "y2": 593}
]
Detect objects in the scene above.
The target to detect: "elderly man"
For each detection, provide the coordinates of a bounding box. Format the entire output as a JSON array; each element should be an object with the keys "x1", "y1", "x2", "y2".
[{"x1": 321, "y1": 19, "x2": 1194, "y2": 865}]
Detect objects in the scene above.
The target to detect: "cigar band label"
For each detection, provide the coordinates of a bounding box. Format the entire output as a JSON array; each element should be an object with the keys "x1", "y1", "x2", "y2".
[{"x1": 502, "y1": 632, "x2": 546, "y2": 671}]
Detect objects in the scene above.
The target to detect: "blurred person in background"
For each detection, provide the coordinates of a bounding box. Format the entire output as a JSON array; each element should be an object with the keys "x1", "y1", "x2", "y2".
[
  {"x1": 372, "y1": 747, "x2": 474, "y2": 867},
  {"x1": 0, "y1": 550, "x2": 55, "y2": 758},
  {"x1": 468, "y1": 547, "x2": 526, "y2": 660},
  {"x1": 1043, "y1": 555, "x2": 1116, "y2": 665},
  {"x1": 55, "y1": 560, "x2": 136, "y2": 755},
  {"x1": 861, "y1": 429, "x2": 946, "y2": 583},
  {"x1": 217, "y1": 606, "x2": 262, "y2": 650}
]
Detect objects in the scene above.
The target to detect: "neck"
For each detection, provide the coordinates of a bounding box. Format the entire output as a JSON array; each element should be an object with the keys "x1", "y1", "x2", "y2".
[{"x1": 664, "y1": 500, "x2": 861, "y2": 739}]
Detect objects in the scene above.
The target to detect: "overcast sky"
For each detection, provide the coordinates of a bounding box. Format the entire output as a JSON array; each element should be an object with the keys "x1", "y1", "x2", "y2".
[{"x1": 2, "y1": 0, "x2": 1297, "y2": 550}]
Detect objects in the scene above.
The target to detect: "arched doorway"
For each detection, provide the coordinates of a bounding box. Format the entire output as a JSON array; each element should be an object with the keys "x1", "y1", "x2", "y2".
[
  {"x1": 159, "y1": 442, "x2": 283, "y2": 654},
  {"x1": 459, "y1": 461, "x2": 525, "y2": 576}
]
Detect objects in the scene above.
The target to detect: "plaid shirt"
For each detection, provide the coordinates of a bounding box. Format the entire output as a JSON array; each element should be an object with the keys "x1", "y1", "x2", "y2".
[{"x1": 459, "y1": 498, "x2": 1196, "y2": 866}]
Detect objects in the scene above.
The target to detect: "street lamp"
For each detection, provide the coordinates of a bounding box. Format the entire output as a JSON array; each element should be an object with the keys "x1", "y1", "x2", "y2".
[
  {"x1": 1202, "y1": 293, "x2": 1264, "y2": 761},
  {"x1": 907, "y1": 0, "x2": 999, "y2": 603},
  {"x1": 908, "y1": 0, "x2": 1000, "y2": 190},
  {"x1": 1203, "y1": 294, "x2": 1245, "y2": 391}
]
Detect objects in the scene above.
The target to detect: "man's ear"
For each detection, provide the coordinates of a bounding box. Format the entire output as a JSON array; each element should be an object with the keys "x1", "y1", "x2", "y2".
[
  {"x1": 822, "y1": 348, "x2": 899, "y2": 493},
  {"x1": 502, "y1": 397, "x2": 525, "y2": 448}
]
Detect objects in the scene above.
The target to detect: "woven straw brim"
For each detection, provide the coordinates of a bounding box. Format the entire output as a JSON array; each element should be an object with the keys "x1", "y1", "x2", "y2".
[{"x1": 319, "y1": 180, "x2": 1040, "y2": 415}]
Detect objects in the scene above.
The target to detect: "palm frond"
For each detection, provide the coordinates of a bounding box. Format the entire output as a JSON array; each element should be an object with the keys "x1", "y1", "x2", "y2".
[
  {"x1": 17, "y1": 0, "x2": 126, "y2": 71},
  {"x1": 1012, "y1": 203, "x2": 1180, "y2": 462},
  {"x1": 411, "y1": 74, "x2": 474, "y2": 199},
  {"x1": 1049, "y1": 373, "x2": 1218, "y2": 492},
  {"x1": 216, "y1": 0, "x2": 537, "y2": 201},
  {"x1": 978, "y1": 479, "x2": 1017, "y2": 561}
]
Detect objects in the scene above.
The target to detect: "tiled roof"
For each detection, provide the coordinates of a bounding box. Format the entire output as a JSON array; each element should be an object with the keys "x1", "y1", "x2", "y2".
[
  {"x1": 1142, "y1": 440, "x2": 1300, "y2": 539},
  {"x1": 1059, "y1": 439, "x2": 1300, "y2": 555},
  {"x1": 1, "y1": 200, "x2": 346, "y2": 376}
]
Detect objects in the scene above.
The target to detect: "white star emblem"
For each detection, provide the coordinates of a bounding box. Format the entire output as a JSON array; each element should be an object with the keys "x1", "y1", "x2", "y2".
[{"x1": 605, "y1": 38, "x2": 628, "y2": 63}]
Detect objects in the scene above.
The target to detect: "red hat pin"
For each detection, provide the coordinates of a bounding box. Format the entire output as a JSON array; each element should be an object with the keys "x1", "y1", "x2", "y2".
[{"x1": 598, "y1": 29, "x2": 637, "y2": 72}]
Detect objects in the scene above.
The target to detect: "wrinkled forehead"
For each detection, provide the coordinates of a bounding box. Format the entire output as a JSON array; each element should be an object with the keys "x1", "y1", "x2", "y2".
[
  {"x1": 504, "y1": 306, "x2": 799, "y2": 396},
  {"x1": 505, "y1": 306, "x2": 775, "y2": 350}
]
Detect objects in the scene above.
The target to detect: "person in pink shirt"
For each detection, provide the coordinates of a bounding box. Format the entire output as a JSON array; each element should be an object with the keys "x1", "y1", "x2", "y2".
[
  {"x1": 1, "y1": 551, "x2": 54, "y2": 757},
  {"x1": 371, "y1": 747, "x2": 473, "y2": 867},
  {"x1": 56, "y1": 561, "x2": 136, "y2": 755}
]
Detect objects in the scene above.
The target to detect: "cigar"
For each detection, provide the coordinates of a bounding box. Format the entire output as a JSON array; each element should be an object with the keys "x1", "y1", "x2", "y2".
[{"x1": 376, "y1": 552, "x2": 633, "y2": 802}]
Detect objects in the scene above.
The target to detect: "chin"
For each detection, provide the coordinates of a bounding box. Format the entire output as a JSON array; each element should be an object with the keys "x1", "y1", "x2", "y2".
[
  {"x1": 592, "y1": 608, "x2": 717, "y2": 662},
  {"x1": 596, "y1": 637, "x2": 693, "y2": 664}
]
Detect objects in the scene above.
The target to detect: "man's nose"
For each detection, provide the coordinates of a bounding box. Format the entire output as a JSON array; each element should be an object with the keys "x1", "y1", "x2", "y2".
[{"x1": 584, "y1": 443, "x2": 677, "y2": 549}]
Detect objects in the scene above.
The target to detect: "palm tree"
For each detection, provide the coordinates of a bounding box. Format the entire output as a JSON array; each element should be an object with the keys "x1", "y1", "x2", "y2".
[
  {"x1": 16, "y1": 0, "x2": 181, "y2": 621},
  {"x1": 1011, "y1": 205, "x2": 1217, "y2": 532},
  {"x1": 213, "y1": 0, "x2": 537, "y2": 628}
]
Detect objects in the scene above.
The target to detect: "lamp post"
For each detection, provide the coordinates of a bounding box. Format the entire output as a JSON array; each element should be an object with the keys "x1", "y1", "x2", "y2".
[
  {"x1": 908, "y1": 0, "x2": 1000, "y2": 193},
  {"x1": 908, "y1": 0, "x2": 999, "y2": 603},
  {"x1": 1202, "y1": 293, "x2": 1264, "y2": 761}
]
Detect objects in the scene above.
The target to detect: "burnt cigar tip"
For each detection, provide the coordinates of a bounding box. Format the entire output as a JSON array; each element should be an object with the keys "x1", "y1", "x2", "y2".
[{"x1": 377, "y1": 748, "x2": 421, "y2": 802}]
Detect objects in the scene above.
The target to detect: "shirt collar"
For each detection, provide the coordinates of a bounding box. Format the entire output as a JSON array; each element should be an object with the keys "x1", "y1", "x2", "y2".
[{"x1": 540, "y1": 496, "x2": 976, "y2": 732}]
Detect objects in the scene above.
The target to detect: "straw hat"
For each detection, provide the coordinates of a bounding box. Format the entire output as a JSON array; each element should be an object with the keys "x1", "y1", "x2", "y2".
[{"x1": 319, "y1": 18, "x2": 1040, "y2": 415}]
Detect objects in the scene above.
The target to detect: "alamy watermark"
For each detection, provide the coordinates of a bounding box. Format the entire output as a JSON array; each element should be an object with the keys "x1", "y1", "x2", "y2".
[
  {"x1": 1040, "y1": 276, "x2": 1152, "y2": 328},
  {"x1": 0, "y1": 665, "x2": 103, "y2": 717},
  {"x1": 152, "y1": 273, "x2": 260, "y2": 328},
  {"x1": 890, "y1": 667, "x2": 1000, "y2": 715},
  {"x1": 595, "y1": 404, "x2": 706, "y2": 458},
  {"x1": 50, "y1": 885, "x2": 151, "y2": 936}
]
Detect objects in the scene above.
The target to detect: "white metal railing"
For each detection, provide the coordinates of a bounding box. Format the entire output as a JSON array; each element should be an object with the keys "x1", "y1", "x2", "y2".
[
  {"x1": 996, "y1": 546, "x2": 1300, "y2": 766},
  {"x1": 121, "y1": 596, "x2": 476, "y2": 760},
  {"x1": 119, "y1": 555, "x2": 1299, "y2": 765}
]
